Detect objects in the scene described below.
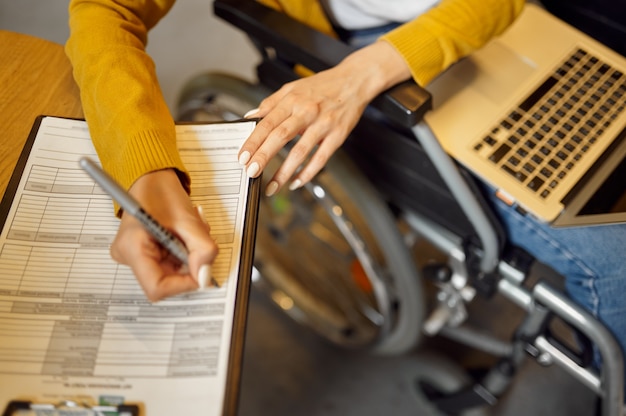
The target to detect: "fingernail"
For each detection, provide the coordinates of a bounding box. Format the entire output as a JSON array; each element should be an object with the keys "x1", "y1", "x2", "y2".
[
  {"x1": 196, "y1": 205, "x2": 204, "y2": 218},
  {"x1": 244, "y1": 108, "x2": 259, "y2": 118},
  {"x1": 198, "y1": 264, "x2": 211, "y2": 289},
  {"x1": 289, "y1": 179, "x2": 302, "y2": 191},
  {"x1": 238, "y1": 150, "x2": 250, "y2": 165},
  {"x1": 246, "y1": 162, "x2": 260, "y2": 178},
  {"x1": 265, "y1": 181, "x2": 279, "y2": 197}
]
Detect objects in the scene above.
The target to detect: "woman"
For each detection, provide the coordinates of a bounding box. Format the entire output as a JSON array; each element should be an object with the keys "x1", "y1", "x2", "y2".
[{"x1": 66, "y1": 0, "x2": 524, "y2": 300}]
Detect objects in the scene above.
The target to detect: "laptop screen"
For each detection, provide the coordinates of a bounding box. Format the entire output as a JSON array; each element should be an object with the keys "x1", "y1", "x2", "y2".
[{"x1": 579, "y1": 152, "x2": 626, "y2": 215}]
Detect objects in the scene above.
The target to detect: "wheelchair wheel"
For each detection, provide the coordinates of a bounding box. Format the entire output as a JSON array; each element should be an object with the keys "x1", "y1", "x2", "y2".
[
  {"x1": 177, "y1": 72, "x2": 426, "y2": 354},
  {"x1": 256, "y1": 149, "x2": 426, "y2": 354},
  {"x1": 177, "y1": 71, "x2": 270, "y2": 122}
]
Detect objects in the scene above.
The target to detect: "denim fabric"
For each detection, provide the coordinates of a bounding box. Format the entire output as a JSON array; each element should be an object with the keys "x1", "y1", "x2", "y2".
[
  {"x1": 487, "y1": 191, "x2": 626, "y2": 369},
  {"x1": 335, "y1": 22, "x2": 402, "y2": 48}
]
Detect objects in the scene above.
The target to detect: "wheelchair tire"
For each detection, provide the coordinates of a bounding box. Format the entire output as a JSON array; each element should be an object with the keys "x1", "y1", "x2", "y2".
[
  {"x1": 177, "y1": 71, "x2": 270, "y2": 122},
  {"x1": 256, "y1": 148, "x2": 426, "y2": 354},
  {"x1": 177, "y1": 72, "x2": 426, "y2": 354}
]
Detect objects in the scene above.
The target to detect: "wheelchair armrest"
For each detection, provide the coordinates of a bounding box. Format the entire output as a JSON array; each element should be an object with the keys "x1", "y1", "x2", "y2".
[{"x1": 213, "y1": 0, "x2": 432, "y2": 128}]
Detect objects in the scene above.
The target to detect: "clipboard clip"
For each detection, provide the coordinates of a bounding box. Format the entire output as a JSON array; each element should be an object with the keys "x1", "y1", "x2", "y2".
[{"x1": 3, "y1": 400, "x2": 140, "y2": 416}]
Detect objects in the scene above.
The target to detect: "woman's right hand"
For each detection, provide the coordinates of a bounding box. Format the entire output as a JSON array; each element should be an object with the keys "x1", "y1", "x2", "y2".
[{"x1": 110, "y1": 169, "x2": 219, "y2": 302}]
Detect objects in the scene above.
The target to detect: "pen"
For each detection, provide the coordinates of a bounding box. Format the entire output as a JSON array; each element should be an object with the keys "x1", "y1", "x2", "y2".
[{"x1": 79, "y1": 156, "x2": 219, "y2": 288}]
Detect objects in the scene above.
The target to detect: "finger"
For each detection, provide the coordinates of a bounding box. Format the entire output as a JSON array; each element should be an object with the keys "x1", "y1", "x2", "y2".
[
  {"x1": 132, "y1": 260, "x2": 198, "y2": 302},
  {"x1": 287, "y1": 131, "x2": 345, "y2": 191},
  {"x1": 111, "y1": 230, "x2": 198, "y2": 301},
  {"x1": 170, "y1": 205, "x2": 218, "y2": 287},
  {"x1": 238, "y1": 91, "x2": 290, "y2": 163},
  {"x1": 263, "y1": 123, "x2": 328, "y2": 196},
  {"x1": 239, "y1": 91, "x2": 318, "y2": 174},
  {"x1": 194, "y1": 204, "x2": 211, "y2": 288},
  {"x1": 244, "y1": 108, "x2": 259, "y2": 119},
  {"x1": 255, "y1": 83, "x2": 293, "y2": 115},
  {"x1": 112, "y1": 209, "x2": 209, "y2": 298},
  {"x1": 243, "y1": 115, "x2": 312, "y2": 179},
  {"x1": 238, "y1": 116, "x2": 285, "y2": 169},
  {"x1": 284, "y1": 107, "x2": 359, "y2": 190}
]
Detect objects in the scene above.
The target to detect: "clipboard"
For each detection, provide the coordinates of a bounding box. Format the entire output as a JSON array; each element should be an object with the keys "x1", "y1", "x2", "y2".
[
  {"x1": 0, "y1": 115, "x2": 261, "y2": 416},
  {"x1": 3, "y1": 399, "x2": 140, "y2": 416}
]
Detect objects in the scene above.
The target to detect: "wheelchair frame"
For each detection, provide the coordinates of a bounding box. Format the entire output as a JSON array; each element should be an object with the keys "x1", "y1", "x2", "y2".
[{"x1": 188, "y1": 1, "x2": 626, "y2": 414}]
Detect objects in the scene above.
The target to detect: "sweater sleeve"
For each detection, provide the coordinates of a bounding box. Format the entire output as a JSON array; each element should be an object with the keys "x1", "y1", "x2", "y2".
[
  {"x1": 380, "y1": 0, "x2": 526, "y2": 86},
  {"x1": 65, "y1": 0, "x2": 190, "y2": 205}
]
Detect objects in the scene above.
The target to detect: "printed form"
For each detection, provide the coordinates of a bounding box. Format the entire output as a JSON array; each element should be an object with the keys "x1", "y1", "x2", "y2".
[{"x1": 0, "y1": 116, "x2": 257, "y2": 415}]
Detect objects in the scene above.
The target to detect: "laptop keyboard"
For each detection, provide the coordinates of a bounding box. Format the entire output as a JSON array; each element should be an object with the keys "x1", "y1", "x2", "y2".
[{"x1": 474, "y1": 48, "x2": 626, "y2": 199}]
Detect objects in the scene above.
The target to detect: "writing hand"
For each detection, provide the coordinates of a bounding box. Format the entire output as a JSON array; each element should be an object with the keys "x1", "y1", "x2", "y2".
[{"x1": 110, "y1": 169, "x2": 218, "y2": 301}]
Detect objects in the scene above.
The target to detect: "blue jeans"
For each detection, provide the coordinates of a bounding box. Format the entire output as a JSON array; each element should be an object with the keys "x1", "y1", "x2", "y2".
[
  {"x1": 334, "y1": 22, "x2": 401, "y2": 48},
  {"x1": 487, "y1": 191, "x2": 626, "y2": 369}
]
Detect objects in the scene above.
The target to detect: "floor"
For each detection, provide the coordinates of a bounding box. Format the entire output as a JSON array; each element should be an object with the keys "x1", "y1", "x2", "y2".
[
  {"x1": 239, "y1": 278, "x2": 597, "y2": 416},
  {"x1": 1, "y1": 1, "x2": 600, "y2": 415}
]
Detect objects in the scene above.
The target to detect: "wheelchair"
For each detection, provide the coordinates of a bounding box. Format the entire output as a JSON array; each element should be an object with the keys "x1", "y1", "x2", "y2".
[{"x1": 176, "y1": 1, "x2": 625, "y2": 414}]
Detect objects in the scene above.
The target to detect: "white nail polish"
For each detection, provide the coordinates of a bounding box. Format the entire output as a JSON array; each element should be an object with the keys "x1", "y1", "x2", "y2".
[
  {"x1": 265, "y1": 181, "x2": 279, "y2": 197},
  {"x1": 198, "y1": 264, "x2": 210, "y2": 289},
  {"x1": 289, "y1": 179, "x2": 302, "y2": 191},
  {"x1": 238, "y1": 151, "x2": 250, "y2": 165},
  {"x1": 246, "y1": 162, "x2": 260, "y2": 178},
  {"x1": 244, "y1": 108, "x2": 259, "y2": 118}
]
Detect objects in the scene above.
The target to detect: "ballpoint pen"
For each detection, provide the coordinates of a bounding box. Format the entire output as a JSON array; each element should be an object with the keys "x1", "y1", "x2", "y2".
[{"x1": 79, "y1": 156, "x2": 219, "y2": 288}]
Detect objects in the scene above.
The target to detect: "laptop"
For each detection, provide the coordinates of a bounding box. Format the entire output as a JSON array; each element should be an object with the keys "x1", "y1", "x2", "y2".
[{"x1": 424, "y1": 3, "x2": 626, "y2": 227}]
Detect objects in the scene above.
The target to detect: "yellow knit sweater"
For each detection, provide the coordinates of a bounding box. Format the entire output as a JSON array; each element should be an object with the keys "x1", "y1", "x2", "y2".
[{"x1": 65, "y1": 0, "x2": 524, "y2": 198}]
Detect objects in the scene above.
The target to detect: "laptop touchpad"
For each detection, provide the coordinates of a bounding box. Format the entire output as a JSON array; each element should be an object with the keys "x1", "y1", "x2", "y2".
[{"x1": 447, "y1": 40, "x2": 536, "y2": 105}]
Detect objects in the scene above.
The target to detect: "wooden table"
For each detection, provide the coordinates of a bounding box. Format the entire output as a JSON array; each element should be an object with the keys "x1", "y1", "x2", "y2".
[{"x1": 0, "y1": 30, "x2": 83, "y2": 197}]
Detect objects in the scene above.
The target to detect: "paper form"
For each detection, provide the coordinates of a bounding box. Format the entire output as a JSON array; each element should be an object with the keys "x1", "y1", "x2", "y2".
[{"x1": 0, "y1": 116, "x2": 256, "y2": 415}]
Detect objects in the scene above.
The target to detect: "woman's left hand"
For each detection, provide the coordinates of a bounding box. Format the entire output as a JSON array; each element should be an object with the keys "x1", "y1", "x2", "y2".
[{"x1": 238, "y1": 40, "x2": 411, "y2": 196}]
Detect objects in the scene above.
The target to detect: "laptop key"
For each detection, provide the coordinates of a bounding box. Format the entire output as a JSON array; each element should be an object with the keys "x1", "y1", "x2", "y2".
[
  {"x1": 490, "y1": 143, "x2": 511, "y2": 163},
  {"x1": 519, "y1": 76, "x2": 558, "y2": 111},
  {"x1": 527, "y1": 176, "x2": 545, "y2": 191},
  {"x1": 523, "y1": 163, "x2": 536, "y2": 173},
  {"x1": 502, "y1": 164, "x2": 528, "y2": 182}
]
